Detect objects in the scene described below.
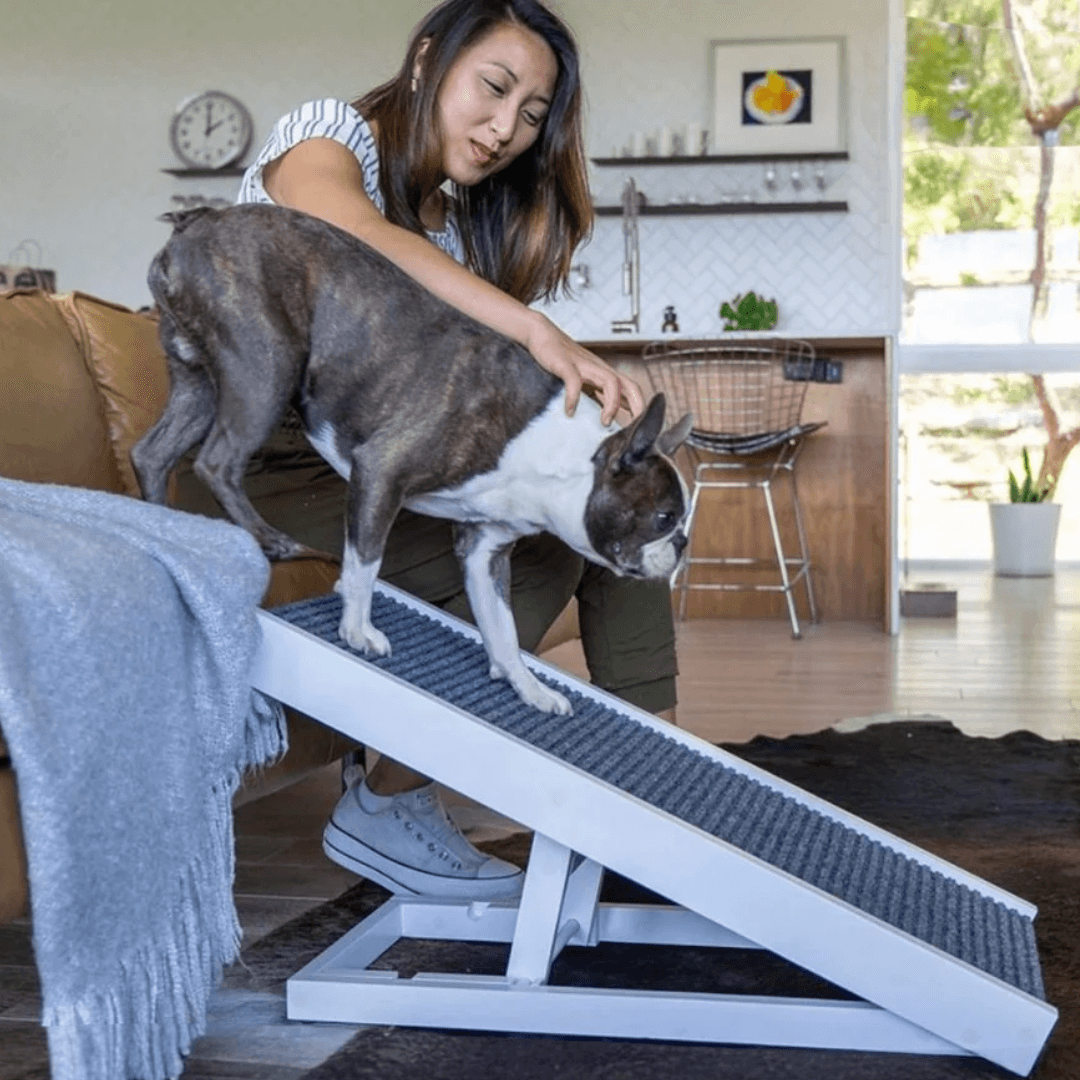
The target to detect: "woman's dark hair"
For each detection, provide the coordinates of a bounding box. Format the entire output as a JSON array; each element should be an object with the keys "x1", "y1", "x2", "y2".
[{"x1": 354, "y1": 0, "x2": 591, "y2": 305}]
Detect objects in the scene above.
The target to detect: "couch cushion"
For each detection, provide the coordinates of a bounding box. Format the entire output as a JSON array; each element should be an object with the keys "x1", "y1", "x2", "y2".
[
  {"x1": 54, "y1": 292, "x2": 172, "y2": 498},
  {"x1": 0, "y1": 289, "x2": 124, "y2": 490},
  {"x1": 0, "y1": 764, "x2": 28, "y2": 923},
  {"x1": 263, "y1": 556, "x2": 340, "y2": 609}
]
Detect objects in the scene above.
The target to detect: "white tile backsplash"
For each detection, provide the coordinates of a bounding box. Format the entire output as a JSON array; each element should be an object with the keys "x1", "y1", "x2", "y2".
[{"x1": 547, "y1": 134, "x2": 893, "y2": 341}]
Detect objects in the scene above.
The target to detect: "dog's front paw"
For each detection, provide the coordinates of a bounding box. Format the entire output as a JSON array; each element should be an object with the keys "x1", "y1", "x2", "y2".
[
  {"x1": 338, "y1": 616, "x2": 392, "y2": 659},
  {"x1": 506, "y1": 669, "x2": 573, "y2": 715}
]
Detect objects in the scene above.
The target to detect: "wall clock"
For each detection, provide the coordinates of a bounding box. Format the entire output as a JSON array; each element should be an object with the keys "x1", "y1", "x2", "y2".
[{"x1": 169, "y1": 90, "x2": 254, "y2": 170}]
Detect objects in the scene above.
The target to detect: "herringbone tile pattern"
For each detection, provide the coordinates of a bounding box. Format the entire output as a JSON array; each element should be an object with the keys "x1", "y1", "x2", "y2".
[{"x1": 545, "y1": 136, "x2": 893, "y2": 340}]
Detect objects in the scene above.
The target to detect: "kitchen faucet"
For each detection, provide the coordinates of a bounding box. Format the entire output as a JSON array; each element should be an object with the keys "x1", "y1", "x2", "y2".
[{"x1": 610, "y1": 177, "x2": 640, "y2": 334}]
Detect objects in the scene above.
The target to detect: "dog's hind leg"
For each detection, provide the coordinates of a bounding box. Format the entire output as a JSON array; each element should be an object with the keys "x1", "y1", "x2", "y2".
[
  {"x1": 184, "y1": 307, "x2": 334, "y2": 561},
  {"x1": 454, "y1": 522, "x2": 572, "y2": 715},
  {"x1": 193, "y1": 410, "x2": 317, "y2": 561},
  {"x1": 131, "y1": 333, "x2": 216, "y2": 504}
]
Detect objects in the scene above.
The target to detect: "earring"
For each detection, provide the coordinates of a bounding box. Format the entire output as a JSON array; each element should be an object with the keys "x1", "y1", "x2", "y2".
[{"x1": 410, "y1": 76, "x2": 418, "y2": 93}]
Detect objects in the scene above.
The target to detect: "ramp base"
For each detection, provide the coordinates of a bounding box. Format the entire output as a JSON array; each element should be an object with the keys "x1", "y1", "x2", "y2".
[{"x1": 287, "y1": 832, "x2": 969, "y2": 1058}]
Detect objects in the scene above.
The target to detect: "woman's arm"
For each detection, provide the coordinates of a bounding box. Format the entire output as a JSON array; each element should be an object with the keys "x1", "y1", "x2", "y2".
[{"x1": 263, "y1": 138, "x2": 644, "y2": 424}]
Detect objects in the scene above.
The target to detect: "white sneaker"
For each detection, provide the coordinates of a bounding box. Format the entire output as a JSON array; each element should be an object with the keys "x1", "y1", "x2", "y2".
[{"x1": 323, "y1": 780, "x2": 524, "y2": 900}]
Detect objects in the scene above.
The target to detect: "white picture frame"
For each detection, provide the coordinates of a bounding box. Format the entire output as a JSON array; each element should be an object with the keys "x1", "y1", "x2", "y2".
[{"x1": 710, "y1": 37, "x2": 847, "y2": 155}]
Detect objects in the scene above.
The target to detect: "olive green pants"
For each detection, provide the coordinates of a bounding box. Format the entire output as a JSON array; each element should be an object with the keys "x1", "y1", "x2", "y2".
[{"x1": 175, "y1": 451, "x2": 678, "y2": 712}]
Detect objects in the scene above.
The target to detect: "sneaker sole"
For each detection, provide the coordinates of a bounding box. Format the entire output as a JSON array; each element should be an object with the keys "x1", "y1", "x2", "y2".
[{"x1": 323, "y1": 820, "x2": 524, "y2": 901}]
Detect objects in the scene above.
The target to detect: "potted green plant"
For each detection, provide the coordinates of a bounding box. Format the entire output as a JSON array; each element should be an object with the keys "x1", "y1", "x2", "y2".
[
  {"x1": 719, "y1": 292, "x2": 778, "y2": 332},
  {"x1": 989, "y1": 447, "x2": 1061, "y2": 577}
]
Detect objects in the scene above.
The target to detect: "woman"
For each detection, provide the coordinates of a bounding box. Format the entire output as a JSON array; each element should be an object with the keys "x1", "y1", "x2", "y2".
[{"x1": 238, "y1": 0, "x2": 678, "y2": 900}]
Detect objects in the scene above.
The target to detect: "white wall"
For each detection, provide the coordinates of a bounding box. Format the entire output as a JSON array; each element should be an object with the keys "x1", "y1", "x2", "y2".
[
  {"x1": 1, "y1": 0, "x2": 429, "y2": 307},
  {"x1": 2, "y1": 0, "x2": 897, "y2": 335}
]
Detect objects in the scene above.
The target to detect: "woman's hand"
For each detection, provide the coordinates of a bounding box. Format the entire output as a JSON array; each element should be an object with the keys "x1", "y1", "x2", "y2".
[{"x1": 524, "y1": 313, "x2": 646, "y2": 425}]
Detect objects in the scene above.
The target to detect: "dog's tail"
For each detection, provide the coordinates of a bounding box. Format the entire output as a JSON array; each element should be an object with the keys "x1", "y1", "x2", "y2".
[
  {"x1": 157, "y1": 207, "x2": 218, "y2": 233},
  {"x1": 148, "y1": 208, "x2": 219, "y2": 314}
]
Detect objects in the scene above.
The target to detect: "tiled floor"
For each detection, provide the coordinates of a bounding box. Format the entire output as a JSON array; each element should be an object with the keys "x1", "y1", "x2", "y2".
[{"x1": 2, "y1": 563, "x2": 1078, "y2": 1077}]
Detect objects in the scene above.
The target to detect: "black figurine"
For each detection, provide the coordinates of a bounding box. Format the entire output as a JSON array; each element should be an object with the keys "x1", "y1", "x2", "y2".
[{"x1": 661, "y1": 305, "x2": 679, "y2": 333}]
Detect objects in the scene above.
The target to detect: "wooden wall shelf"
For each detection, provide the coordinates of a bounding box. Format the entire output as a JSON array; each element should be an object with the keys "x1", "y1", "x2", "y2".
[
  {"x1": 593, "y1": 200, "x2": 848, "y2": 217},
  {"x1": 591, "y1": 151, "x2": 849, "y2": 167},
  {"x1": 162, "y1": 166, "x2": 247, "y2": 178}
]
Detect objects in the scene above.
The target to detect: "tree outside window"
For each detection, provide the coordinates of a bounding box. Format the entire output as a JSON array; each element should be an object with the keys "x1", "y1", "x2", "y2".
[{"x1": 902, "y1": 0, "x2": 1080, "y2": 559}]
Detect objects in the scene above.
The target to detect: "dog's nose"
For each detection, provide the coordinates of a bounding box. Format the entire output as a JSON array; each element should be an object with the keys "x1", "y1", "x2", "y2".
[{"x1": 672, "y1": 532, "x2": 688, "y2": 559}]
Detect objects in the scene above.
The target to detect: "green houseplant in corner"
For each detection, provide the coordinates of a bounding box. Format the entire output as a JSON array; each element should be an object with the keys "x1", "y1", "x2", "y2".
[{"x1": 989, "y1": 448, "x2": 1061, "y2": 577}]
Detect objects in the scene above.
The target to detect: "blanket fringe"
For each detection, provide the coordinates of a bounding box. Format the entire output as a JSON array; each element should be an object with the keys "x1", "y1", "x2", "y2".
[
  {"x1": 42, "y1": 692, "x2": 287, "y2": 1080},
  {"x1": 239, "y1": 691, "x2": 289, "y2": 776}
]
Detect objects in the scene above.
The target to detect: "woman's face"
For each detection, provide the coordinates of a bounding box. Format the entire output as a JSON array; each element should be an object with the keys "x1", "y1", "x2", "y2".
[{"x1": 432, "y1": 22, "x2": 559, "y2": 187}]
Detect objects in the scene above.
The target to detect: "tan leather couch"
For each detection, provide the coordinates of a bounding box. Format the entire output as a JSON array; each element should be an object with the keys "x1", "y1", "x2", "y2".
[{"x1": 0, "y1": 287, "x2": 578, "y2": 926}]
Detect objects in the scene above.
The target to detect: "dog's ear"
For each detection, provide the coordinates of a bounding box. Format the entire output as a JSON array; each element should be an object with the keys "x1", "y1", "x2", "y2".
[
  {"x1": 618, "y1": 393, "x2": 667, "y2": 469},
  {"x1": 657, "y1": 412, "x2": 693, "y2": 457}
]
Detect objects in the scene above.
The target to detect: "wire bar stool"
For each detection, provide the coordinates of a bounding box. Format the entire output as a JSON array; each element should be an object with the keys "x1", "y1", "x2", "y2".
[{"x1": 642, "y1": 339, "x2": 826, "y2": 637}]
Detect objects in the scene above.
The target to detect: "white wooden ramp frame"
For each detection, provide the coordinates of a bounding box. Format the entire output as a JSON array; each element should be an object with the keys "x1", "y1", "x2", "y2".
[{"x1": 249, "y1": 584, "x2": 1057, "y2": 1077}]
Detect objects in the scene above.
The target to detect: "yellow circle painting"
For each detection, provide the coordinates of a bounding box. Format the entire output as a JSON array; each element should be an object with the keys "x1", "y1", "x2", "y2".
[{"x1": 744, "y1": 70, "x2": 805, "y2": 125}]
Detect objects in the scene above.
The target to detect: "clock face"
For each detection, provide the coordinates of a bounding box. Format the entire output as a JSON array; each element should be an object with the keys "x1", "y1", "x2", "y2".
[{"x1": 170, "y1": 91, "x2": 253, "y2": 170}]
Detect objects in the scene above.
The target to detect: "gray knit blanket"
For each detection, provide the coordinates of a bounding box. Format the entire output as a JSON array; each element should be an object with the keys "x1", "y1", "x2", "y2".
[{"x1": 0, "y1": 477, "x2": 287, "y2": 1080}]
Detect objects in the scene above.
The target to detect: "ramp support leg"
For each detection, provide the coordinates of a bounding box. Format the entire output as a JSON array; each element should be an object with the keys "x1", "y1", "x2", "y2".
[{"x1": 506, "y1": 834, "x2": 603, "y2": 985}]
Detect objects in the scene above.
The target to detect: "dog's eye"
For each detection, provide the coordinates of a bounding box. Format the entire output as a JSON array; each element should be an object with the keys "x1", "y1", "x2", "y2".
[{"x1": 655, "y1": 511, "x2": 675, "y2": 531}]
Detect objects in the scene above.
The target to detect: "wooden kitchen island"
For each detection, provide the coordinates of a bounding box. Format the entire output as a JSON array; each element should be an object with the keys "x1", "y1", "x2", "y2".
[{"x1": 584, "y1": 336, "x2": 894, "y2": 629}]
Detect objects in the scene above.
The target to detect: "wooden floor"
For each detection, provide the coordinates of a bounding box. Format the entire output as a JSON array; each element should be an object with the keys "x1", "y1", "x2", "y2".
[
  {"x1": 544, "y1": 563, "x2": 1080, "y2": 745},
  {"x1": 6, "y1": 564, "x2": 1077, "y2": 1079}
]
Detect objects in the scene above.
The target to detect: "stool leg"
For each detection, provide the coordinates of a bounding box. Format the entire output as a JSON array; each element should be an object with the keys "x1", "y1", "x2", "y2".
[
  {"x1": 762, "y1": 478, "x2": 801, "y2": 638},
  {"x1": 789, "y1": 466, "x2": 818, "y2": 626},
  {"x1": 675, "y1": 464, "x2": 706, "y2": 621}
]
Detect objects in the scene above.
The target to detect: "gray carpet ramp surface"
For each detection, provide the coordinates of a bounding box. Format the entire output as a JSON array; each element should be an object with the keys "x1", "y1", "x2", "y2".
[{"x1": 271, "y1": 590, "x2": 1046, "y2": 1003}]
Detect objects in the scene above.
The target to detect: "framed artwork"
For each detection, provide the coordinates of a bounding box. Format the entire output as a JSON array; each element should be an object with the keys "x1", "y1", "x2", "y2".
[{"x1": 710, "y1": 37, "x2": 846, "y2": 154}]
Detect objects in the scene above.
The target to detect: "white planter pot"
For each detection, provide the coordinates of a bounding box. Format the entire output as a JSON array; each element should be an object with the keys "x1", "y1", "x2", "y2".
[{"x1": 988, "y1": 502, "x2": 1062, "y2": 577}]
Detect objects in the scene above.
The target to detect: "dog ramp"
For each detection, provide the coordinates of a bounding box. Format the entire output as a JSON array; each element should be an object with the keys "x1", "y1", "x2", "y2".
[{"x1": 250, "y1": 585, "x2": 1057, "y2": 1076}]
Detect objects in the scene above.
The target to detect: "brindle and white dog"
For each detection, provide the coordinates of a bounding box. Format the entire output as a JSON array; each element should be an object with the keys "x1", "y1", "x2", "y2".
[{"x1": 132, "y1": 204, "x2": 691, "y2": 715}]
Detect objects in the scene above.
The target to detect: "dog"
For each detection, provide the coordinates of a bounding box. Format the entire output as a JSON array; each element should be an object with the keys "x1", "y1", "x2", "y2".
[{"x1": 132, "y1": 204, "x2": 692, "y2": 715}]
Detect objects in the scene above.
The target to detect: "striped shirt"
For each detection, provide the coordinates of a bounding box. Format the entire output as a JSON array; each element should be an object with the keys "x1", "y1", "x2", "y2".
[{"x1": 237, "y1": 97, "x2": 465, "y2": 263}]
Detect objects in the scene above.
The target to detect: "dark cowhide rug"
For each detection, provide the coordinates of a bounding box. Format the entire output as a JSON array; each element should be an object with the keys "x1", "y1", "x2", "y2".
[{"x1": 235, "y1": 720, "x2": 1080, "y2": 1080}]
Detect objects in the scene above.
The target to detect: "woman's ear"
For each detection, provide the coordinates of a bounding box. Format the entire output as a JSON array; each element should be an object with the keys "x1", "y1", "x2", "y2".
[{"x1": 412, "y1": 37, "x2": 431, "y2": 84}]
